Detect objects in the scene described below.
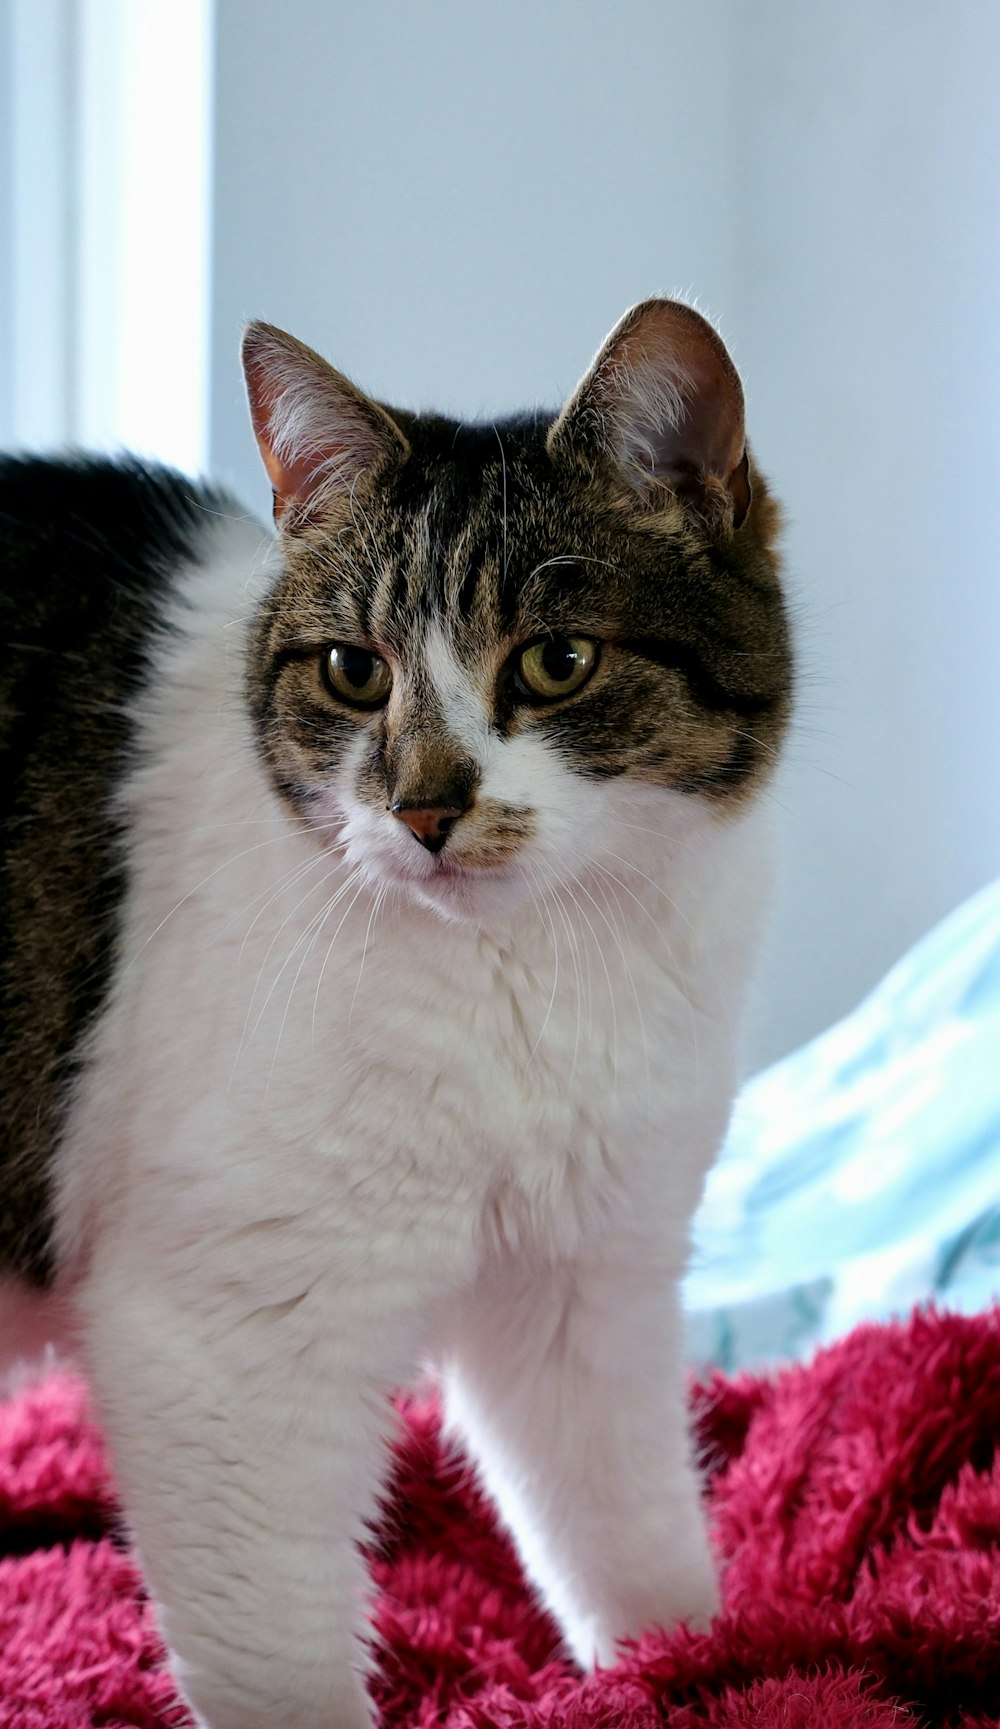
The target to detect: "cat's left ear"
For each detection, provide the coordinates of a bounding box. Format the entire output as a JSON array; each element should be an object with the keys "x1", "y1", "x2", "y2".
[
  {"x1": 547, "y1": 299, "x2": 750, "y2": 534},
  {"x1": 242, "y1": 322, "x2": 410, "y2": 528}
]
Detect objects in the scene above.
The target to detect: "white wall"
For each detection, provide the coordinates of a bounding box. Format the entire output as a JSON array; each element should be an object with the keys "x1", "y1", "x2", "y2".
[
  {"x1": 731, "y1": 0, "x2": 1000, "y2": 1062},
  {"x1": 209, "y1": 0, "x2": 741, "y2": 512},
  {"x1": 207, "y1": 0, "x2": 1000, "y2": 1068}
]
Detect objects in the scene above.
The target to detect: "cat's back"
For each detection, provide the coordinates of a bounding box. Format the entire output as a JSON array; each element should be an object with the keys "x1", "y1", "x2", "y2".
[
  {"x1": 2, "y1": 447, "x2": 222, "y2": 639},
  {"x1": 0, "y1": 453, "x2": 228, "y2": 755},
  {"x1": 0, "y1": 455, "x2": 240, "y2": 1281}
]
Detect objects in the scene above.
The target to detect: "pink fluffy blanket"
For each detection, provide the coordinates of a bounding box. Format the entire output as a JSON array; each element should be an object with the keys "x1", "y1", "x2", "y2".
[{"x1": 2, "y1": 1307, "x2": 999, "y2": 1728}]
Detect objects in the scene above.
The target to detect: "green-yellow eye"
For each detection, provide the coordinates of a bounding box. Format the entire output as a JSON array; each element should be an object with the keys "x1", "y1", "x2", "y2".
[
  {"x1": 323, "y1": 644, "x2": 392, "y2": 708},
  {"x1": 515, "y1": 635, "x2": 599, "y2": 702}
]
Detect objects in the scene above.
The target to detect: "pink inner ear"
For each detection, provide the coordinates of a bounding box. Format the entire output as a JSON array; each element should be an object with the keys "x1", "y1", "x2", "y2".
[
  {"x1": 243, "y1": 370, "x2": 304, "y2": 518},
  {"x1": 243, "y1": 347, "x2": 342, "y2": 522},
  {"x1": 610, "y1": 303, "x2": 747, "y2": 497},
  {"x1": 241, "y1": 323, "x2": 410, "y2": 526}
]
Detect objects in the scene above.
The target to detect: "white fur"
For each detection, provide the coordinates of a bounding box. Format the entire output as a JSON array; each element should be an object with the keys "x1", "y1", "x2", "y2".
[
  {"x1": 15, "y1": 518, "x2": 773, "y2": 1729},
  {"x1": 422, "y1": 620, "x2": 493, "y2": 754}
]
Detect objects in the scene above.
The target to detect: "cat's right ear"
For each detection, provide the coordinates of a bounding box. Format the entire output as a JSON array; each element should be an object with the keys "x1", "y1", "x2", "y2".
[{"x1": 241, "y1": 323, "x2": 410, "y2": 528}]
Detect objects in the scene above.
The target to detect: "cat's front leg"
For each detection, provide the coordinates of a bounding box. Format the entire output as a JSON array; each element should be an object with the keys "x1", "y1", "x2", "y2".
[
  {"x1": 78, "y1": 1244, "x2": 419, "y2": 1729},
  {"x1": 440, "y1": 1230, "x2": 716, "y2": 1670}
]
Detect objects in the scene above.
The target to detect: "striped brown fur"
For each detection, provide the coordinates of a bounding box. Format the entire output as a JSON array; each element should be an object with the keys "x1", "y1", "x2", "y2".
[{"x1": 246, "y1": 321, "x2": 791, "y2": 837}]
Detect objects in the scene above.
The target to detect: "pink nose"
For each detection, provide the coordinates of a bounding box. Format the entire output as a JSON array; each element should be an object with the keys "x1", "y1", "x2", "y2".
[{"x1": 390, "y1": 802, "x2": 463, "y2": 854}]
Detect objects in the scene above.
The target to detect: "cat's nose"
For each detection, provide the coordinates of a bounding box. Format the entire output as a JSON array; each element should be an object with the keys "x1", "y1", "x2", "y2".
[{"x1": 390, "y1": 801, "x2": 464, "y2": 854}]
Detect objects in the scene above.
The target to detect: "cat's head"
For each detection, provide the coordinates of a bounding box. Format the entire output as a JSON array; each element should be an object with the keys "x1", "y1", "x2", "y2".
[{"x1": 241, "y1": 300, "x2": 790, "y2": 923}]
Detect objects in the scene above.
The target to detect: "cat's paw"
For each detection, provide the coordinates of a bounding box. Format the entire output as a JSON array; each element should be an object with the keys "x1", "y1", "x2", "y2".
[{"x1": 567, "y1": 1572, "x2": 721, "y2": 1670}]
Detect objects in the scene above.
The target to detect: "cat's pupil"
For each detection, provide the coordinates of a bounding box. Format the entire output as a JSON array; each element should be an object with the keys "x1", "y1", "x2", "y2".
[
  {"x1": 341, "y1": 647, "x2": 375, "y2": 688},
  {"x1": 542, "y1": 639, "x2": 579, "y2": 683}
]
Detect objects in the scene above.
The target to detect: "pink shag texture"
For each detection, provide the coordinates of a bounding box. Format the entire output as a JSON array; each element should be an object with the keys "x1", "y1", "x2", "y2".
[{"x1": 2, "y1": 1308, "x2": 1000, "y2": 1727}]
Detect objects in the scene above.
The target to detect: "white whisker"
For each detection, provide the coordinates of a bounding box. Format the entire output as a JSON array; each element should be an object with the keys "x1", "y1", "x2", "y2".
[
  {"x1": 597, "y1": 843, "x2": 697, "y2": 941},
  {"x1": 526, "y1": 553, "x2": 621, "y2": 581},
  {"x1": 493, "y1": 426, "x2": 510, "y2": 587},
  {"x1": 122, "y1": 823, "x2": 344, "y2": 973},
  {"x1": 517, "y1": 861, "x2": 562, "y2": 1071},
  {"x1": 546, "y1": 878, "x2": 586, "y2": 1085},
  {"x1": 348, "y1": 881, "x2": 388, "y2": 1027},
  {"x1": 587, "y1": 867, "x2": 653, "y2": 1123},
  {"x1": 264, "y1": 890, "x2": 347, "y2": 1096},
  {"x1": 311, "y1": 870, "x2": 369, "y2": 1050},
  {"x1": 235, "y1": 865, "x2": 364, "y2": 1082},
  {"x1": 550, "y1": 868, "x2": 619, "y2": 1078},
  {"x1": 233, "y1": 846, "x2": 345, "y2": 968}
]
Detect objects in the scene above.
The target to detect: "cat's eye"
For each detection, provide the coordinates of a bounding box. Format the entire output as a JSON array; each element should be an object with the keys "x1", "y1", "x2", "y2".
[
  {"x1": 514, "y1": 635, "x2": 599, "y2": 702},
  {"x1": 323, "y1": 644, "x2": 392, "y2": 708}
]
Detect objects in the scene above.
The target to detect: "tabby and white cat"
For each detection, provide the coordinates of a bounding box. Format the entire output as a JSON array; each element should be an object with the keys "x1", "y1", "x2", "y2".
[{"x1": 0, "y1": 299, "x2": 790, "y2": 1728}]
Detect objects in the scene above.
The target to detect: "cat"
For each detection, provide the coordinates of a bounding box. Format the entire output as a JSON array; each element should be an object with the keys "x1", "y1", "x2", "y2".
[{"x1": 0, "y1": 297, "x2": 790, "y2": 1729}]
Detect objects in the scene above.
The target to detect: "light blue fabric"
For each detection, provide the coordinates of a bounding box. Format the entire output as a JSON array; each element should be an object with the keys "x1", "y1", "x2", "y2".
[{"x1": 684, "y1": 876, "x2": 1000, "y2": 1371}]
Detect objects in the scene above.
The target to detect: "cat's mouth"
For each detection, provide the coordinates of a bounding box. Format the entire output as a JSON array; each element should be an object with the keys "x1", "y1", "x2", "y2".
[
  {"x1": 425, "y1": 856, "x2": 464, "y2": 879},
  {"x1": 408, "y1": 850, "x2": 513, "y2": 884},
  {"x1": 387, "y1": 831, "x2": 526, "y2": 885},
  {"x1": 339, "y1": 798, "x2": 536, "y2": 916},
  {"x1": 376, "y1": 843, "x2": 529, "y2": 921}
]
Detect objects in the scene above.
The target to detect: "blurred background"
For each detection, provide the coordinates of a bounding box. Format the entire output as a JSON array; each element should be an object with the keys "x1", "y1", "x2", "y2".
[{"x1": 2, "y1": 0, "x2": 999, "y2": 1074}]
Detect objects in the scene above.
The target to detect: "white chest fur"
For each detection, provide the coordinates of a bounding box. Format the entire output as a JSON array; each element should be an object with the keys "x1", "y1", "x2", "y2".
[{"x1": 56, "y1": 528, "x2": 771, "y2": 1295}]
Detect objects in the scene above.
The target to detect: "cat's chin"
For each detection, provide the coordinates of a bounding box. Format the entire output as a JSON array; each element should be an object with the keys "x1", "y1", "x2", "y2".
[{"x1": 380, "y1": 856, "x2": 532, "y2": 926}]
